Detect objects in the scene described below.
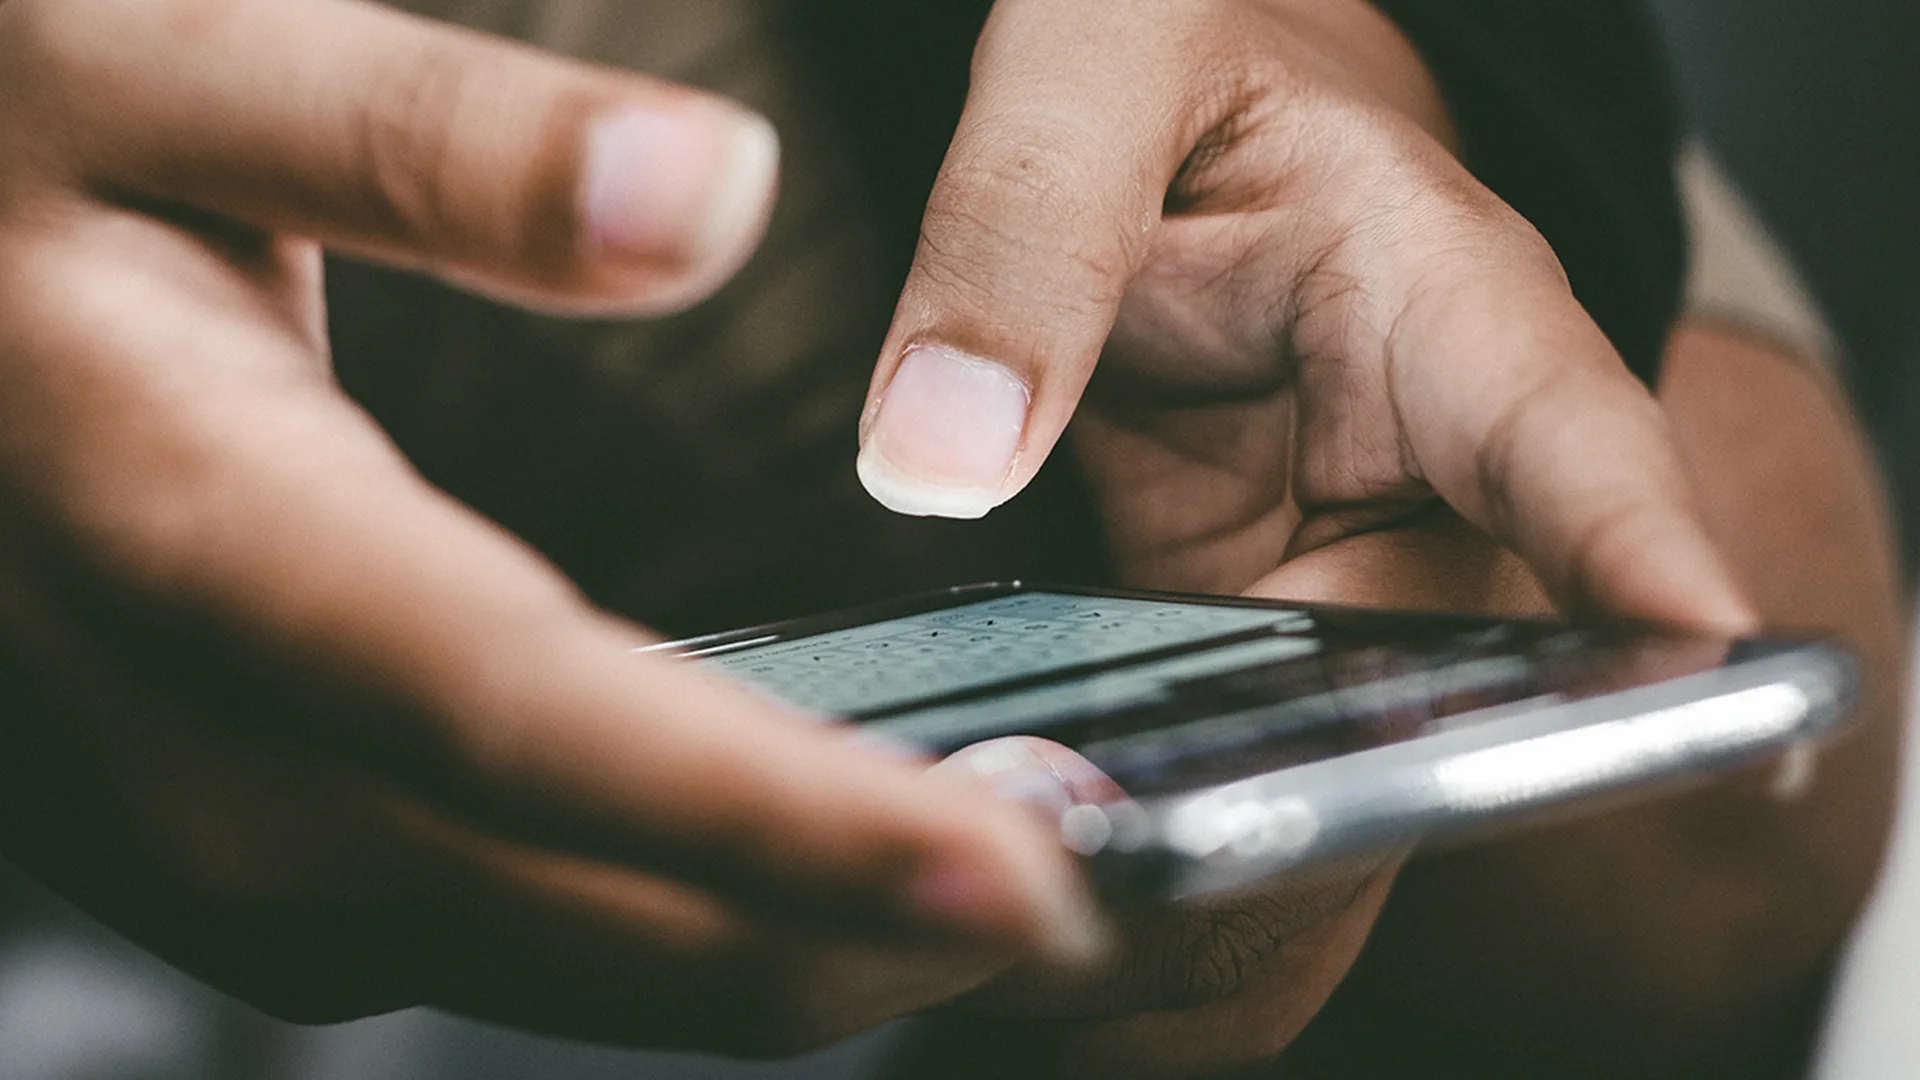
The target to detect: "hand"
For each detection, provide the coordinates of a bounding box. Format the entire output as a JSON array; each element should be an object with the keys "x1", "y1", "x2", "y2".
[
  {"x1": 884, "y1": 328, "x2": 1906, "y2": 1079},
  {"x1": 887, "y1": 514, "x2": 1538, "y2": 1080},
  {"x1": 0, "y1": 0, "x2": 1100, "y2": 1052},
  {"x1": 853, "y1": 0, "x2": 1755, "y2": 632},
  {"x1": 859, "y1": 0, "x2": 1751, "y2": 1071},
  {"x1": 1283, "y1": 326, "x2": 1908, "y2": 1078}
]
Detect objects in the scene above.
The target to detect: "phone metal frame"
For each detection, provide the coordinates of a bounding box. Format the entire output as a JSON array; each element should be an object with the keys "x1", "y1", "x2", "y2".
[
  {"x1": 649, "y1": 583, "x2": 1858, "y2": 901},
  {"x1": 1088, "y1": 649, "x2": 1851, "y2": 898}
]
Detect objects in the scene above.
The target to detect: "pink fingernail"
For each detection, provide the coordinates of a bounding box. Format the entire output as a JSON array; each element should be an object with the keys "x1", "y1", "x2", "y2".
[
  {"x1": 580, "y1": 105, "x2": 779, "y2": 268},
  {"x1": 857, "y1": 346, "x2": 1029, "y2": 519}
]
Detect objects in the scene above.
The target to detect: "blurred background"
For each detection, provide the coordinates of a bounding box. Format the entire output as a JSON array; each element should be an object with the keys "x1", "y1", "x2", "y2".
[
  {"x1": 3, "y1": 1, "x2": 1919, "y2": 1077},
  {"x1": 1650, "y1": 0, "x2": 1920, "y2": 568}
]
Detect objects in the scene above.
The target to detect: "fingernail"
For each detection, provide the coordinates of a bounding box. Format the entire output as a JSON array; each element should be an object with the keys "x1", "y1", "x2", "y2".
[
  {"x1": 858, "y1": 346, "x2": 1029, "y2": 519},
  {"x1": 581, "y1": 104, "x2": 780, "y2": 269}
]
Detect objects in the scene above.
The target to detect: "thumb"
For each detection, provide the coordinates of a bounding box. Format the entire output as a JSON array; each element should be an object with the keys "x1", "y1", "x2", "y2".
[{"x1": 855, "y1": 0, "x2": 1225, "y2": 518}]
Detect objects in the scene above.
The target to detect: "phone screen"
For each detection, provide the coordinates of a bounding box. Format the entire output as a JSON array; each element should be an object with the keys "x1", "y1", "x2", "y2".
[{"x1": 694, "y1": 588, "x2": 1734, "y2": 797}]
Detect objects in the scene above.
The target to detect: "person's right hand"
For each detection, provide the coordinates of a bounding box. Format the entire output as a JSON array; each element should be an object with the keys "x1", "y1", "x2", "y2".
[{"x1": 0, "y1": 0, "x2": 1101, "y2": 1053}]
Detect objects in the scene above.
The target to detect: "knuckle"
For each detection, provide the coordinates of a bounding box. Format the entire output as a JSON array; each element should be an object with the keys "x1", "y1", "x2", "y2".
[
  {"x1": 357, "y1": 46, "x2": 478, "y2": 251},
  {"x1": 356, "y1": 41, "x2": 596, "y2": 285},
  {"x1": 1562, "y1": 494, "x2": 1670, "y2": 606},
  {"x1": 921, "y1": 129, "x2": 1141, "y2": 312},
  {"x1": 1289, "y1": 101, "x2": 1539, "y2": 263},
  {"x1": 1442, "y1": 193, "x2": 1569, "y2": 287},
  {"x1": 948, "y1": 127, "x2": 1087, "y2": 223},
  {"x1": 1420, "y1": 185, "x2": 1569, "y2": 293},
  {"x1": 1470, "y1": 363, "x2": 1582, "y2": 542}
]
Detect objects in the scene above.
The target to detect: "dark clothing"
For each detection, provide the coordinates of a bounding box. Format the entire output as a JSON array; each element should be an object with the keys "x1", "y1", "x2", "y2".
[{"x1": 1374, "y1": 0, "x2": 1686, "y2": 386}]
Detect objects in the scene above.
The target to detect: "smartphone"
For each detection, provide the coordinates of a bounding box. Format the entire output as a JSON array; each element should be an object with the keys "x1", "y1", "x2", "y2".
[{"x1": 648, "y1": 583, "x2": 1856, "y2": 902}]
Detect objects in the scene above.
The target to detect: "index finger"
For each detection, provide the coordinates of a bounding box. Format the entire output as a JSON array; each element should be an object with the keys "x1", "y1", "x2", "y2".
[
  {"x1": 1, "y1": 0, "x2": 777, "y2": 314},
  {"x1": 1361, "y1": 245, "x2": 1756, "y2": 632},
  {"x1": 854, "y1": 0, "x2": 1225, "y2": 519}
]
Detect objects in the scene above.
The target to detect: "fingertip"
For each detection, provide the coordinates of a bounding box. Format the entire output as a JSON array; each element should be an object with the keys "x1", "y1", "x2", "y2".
[
  {"x1": 665, "y1": 106, "x2": 781, "y2": 307},
  {"x1": 857, "y1": 346, "x2": 1031, "y2": 519},
  {"x1": 578, "y1": 101, "x2": 780, "y2": 312},
  {"x1": 905, "y1": 762, "x2": 1110, "y2": 968},
  {"x1": 700, "y1": 109, "x2": 782, "y2": 263},
  {"x1": 1690, "y1": 580, "x2": 1763, "y2": 638},
  {"x1": 855, "y1": 449, "x2": 1003, "y2": 520},
  {"x1": 925, "y1": 739, "x2": 1123, "y2": 965},
  {"x1": 1569, "y1": 513, "x2": 1761, "y2": 636}
]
